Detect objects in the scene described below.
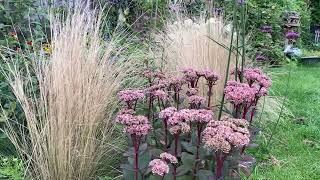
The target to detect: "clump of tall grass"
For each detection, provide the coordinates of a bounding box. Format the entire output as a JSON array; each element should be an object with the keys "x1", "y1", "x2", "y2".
[
  {"x1": 155, "y1": 16, "x2": 235, "y2": 107},
  {"x1": 0, "y1": 6, "x2": 139, "y2": 180}
]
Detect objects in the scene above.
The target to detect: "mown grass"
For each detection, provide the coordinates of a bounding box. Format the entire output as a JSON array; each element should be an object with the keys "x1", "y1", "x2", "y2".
[{"x1": 250, "y1": 63, "x2": 320, "y2": 179}]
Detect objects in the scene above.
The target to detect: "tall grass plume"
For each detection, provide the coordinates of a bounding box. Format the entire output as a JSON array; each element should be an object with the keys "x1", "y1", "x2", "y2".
[
  {"x1": 0, "y1": 6, "x2": 139, "y2": 180},
  {"x1": 154, "y1": 16, "x2": 236, "y2": 108}
]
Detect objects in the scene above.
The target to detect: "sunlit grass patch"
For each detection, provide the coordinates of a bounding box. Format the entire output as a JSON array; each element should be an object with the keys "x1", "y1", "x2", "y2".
[{"x1": 250, "y1": 64, "x2": 320, "y2": 180}]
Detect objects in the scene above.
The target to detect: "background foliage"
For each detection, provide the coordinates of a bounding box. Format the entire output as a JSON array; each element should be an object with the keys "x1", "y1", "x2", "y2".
[
  {"x1": 246, "y1": 0, "x2": 311, "y2": 63},
  {"x1": 310, "y1": 0, "x2": 320, "y2": 25}
]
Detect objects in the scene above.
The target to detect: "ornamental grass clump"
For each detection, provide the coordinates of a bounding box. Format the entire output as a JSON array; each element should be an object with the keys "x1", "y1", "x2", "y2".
[
  {"x1": 0, "y1": 6, "x2": 140, "y2": 180},
  {"x1": 155, "y1": 16, "x2": 235, "y2": 106}
]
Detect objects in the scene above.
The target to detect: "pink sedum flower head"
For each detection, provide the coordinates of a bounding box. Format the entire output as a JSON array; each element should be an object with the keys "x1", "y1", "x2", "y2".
[
  {"x1": 167, "y1": 110, "x2": 192, "y2": 134},
  {"x1": 115, "y1": 113, "x2": 134, "y2": 126},
  {"x1": 147, "y1": 83, "x2": 167, "y2": 93},
  {"x1": 224, "y1": 81, "x2": 256, "y2": 105},
  {"x1": 188, "y1": 95, "x2": 206, "y2": 105},
  {"x1": 168, "y1": 76, "x2": 185, "y2": 92},
  {"x1": 118, "y1": 90, "x2": 144, "y2": 103},
  {"x1": 203, "y1": 130, "x2": 231, "y2": 153},
  {"x1": 257, "y1": 74, "x2": 272, "y2": 88},
  {"x1": 178, "y1": 109, "x2": 194, "y2": 121},
  {"x1": 159, "y1": 107, "x2": 177, "y2": 119},
  {"x1": 149, "y1": 159, "x2": 169, "y2": 176},
  {"x1": 151, "y1": 89, "x2": 168, "y2": 101},
  {"x1": 226, "y1": 117, "x2": 249, "y2": 128},
  {"x1": 191, "y1": 109, "x2": 214, "y2": 123},
  {"x1": 160, "y1": 152, "x2": 178, "y2": 164},
  {"x1": 169, "y1": 122, "x2": 190, "y2": 134},
  {"x1": 115, "y1": 108, "x2": 136, "y2": 125},
  {"x1": 181, "y1": 68, "x2": 199, "y2": 82},
  {"x1": 124, "y1": 115, "x2": 151, "y2": 137},
  {"x1": 243, "y1": 68, "x2": 272, "y2": 89},
  {"x1": 201, "y1": 69, "x2": 219, "y2": 82},
  {"x1": 253, "y1": 86, "x2": 268, "y2": 97},
  {"x1": 202, "y1": 117, "x2": 250, "y2": 153},
  {"x1": 243, "y1": 68, "x2": 264, "y2": 83},
  {"x1": 186, "y1": 88, "x2": 199, "y2": 96}
]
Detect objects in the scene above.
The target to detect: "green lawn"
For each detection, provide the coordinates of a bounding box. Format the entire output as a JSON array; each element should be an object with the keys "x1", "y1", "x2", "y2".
[{"x1": 250, "y1": 64, "x2": 320, "y2": 179}]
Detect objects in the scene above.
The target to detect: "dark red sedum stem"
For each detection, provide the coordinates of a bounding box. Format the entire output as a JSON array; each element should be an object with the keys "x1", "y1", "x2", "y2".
[
  {"x1": 164, "y1": 119, "x2": 168, "y2": 150},
  {"x1": 173, "y1": 134, "x2": 179, "y2": 180},
  {"x1": 132, "y1": 135, "x2": 140, "y2": 180},
  {"x1": 215, "y1": 151, "x2": 226, "y2": 179}
]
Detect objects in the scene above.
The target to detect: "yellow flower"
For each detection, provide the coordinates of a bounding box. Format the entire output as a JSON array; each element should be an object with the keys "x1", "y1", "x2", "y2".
[{"x1": 43, "y1": 43, "x2": 52, "y2": 54}]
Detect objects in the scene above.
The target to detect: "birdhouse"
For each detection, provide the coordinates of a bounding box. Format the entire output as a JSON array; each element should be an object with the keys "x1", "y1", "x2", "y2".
[{"x1": 283, "y1": 11, "x2": 300, "y2": 27}]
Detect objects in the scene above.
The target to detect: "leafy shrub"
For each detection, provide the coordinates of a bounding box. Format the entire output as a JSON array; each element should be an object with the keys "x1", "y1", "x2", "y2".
[
  {"x1": 0, "y1": 0, "x2": 49, "y2": 155},
  {"x1": 310, "y1": 0, "x2": 320, "y2": 25},
  {"x1": 0, "y1": 156, "x2": 23, "y2": 179},
  {"x1": 213, "y1": 0, "x2": 312, "y2": 64}
]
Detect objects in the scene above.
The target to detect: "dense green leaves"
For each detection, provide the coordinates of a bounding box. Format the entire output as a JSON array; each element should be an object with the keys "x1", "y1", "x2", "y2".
[{"x1": 310, "y1": 0, "x2": 320, "y2": 25}]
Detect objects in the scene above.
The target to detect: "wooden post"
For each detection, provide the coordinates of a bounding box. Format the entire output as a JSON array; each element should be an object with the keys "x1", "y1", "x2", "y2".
[{"x1": 315, "y1": 30, "x2": 320, "y2": 44}]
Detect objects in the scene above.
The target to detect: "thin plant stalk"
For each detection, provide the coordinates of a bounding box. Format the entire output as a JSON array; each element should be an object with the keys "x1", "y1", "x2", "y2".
[
  {"x1": 193, "y1": 123, "x2": 203, "y2": 179},
  {"x1": 242, "y1": 105, "x2": 249, "y2": 119},
  {"x1": 267, "y1": 67, "x2": 292, "y2": 147},
  {"x1": 240, "y1": 3, "x2": 247, "y2": 82},
  {"x1": 235, "y1": 27, "x2": 240, "y2": 81},
  {"x1": 173, "y1": 134, "x2": 179, "y2": 180},
  {"x1": 132, "y1": 135, "x2": 141, "y2": 180},
  {"x1": 218, "y1": 0, "x2": 237, "y2": 120},
  {"x1": 148, "y1": 95, "x2": 159, "y2": 147},
  {"x1": 195, "y1": 124, "x2": 202, "y2": 160},
  {"x1": 207, "y1": 83, "x2": 214, "y2": 109},
  {"x1": 215, "y1": 151, "x2": 226, "y2": 179},
  {"x1": 249, "y1": 100, "x2": 258, "y2": 124},
  {"x1": 163, "y1": 119, "x2": 168, "y2": 150}
]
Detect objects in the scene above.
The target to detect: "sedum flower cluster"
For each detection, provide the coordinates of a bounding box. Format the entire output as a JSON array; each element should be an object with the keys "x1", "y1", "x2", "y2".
[
  {"x1": 225, "y1": 81, "x2": 256, "y2": 106},
  {"x1": 117, "y1": 87, "x2": 154, "y2": 137},
  {"x1": 202, "y1": 117, "x2": 250, "y2": 153},
  {"x1": 149, "y1": 152, "x2": 178, "y2": 176},
  {"x1": 226, "y1": 68, "x2": 272, "y2": 108}
]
